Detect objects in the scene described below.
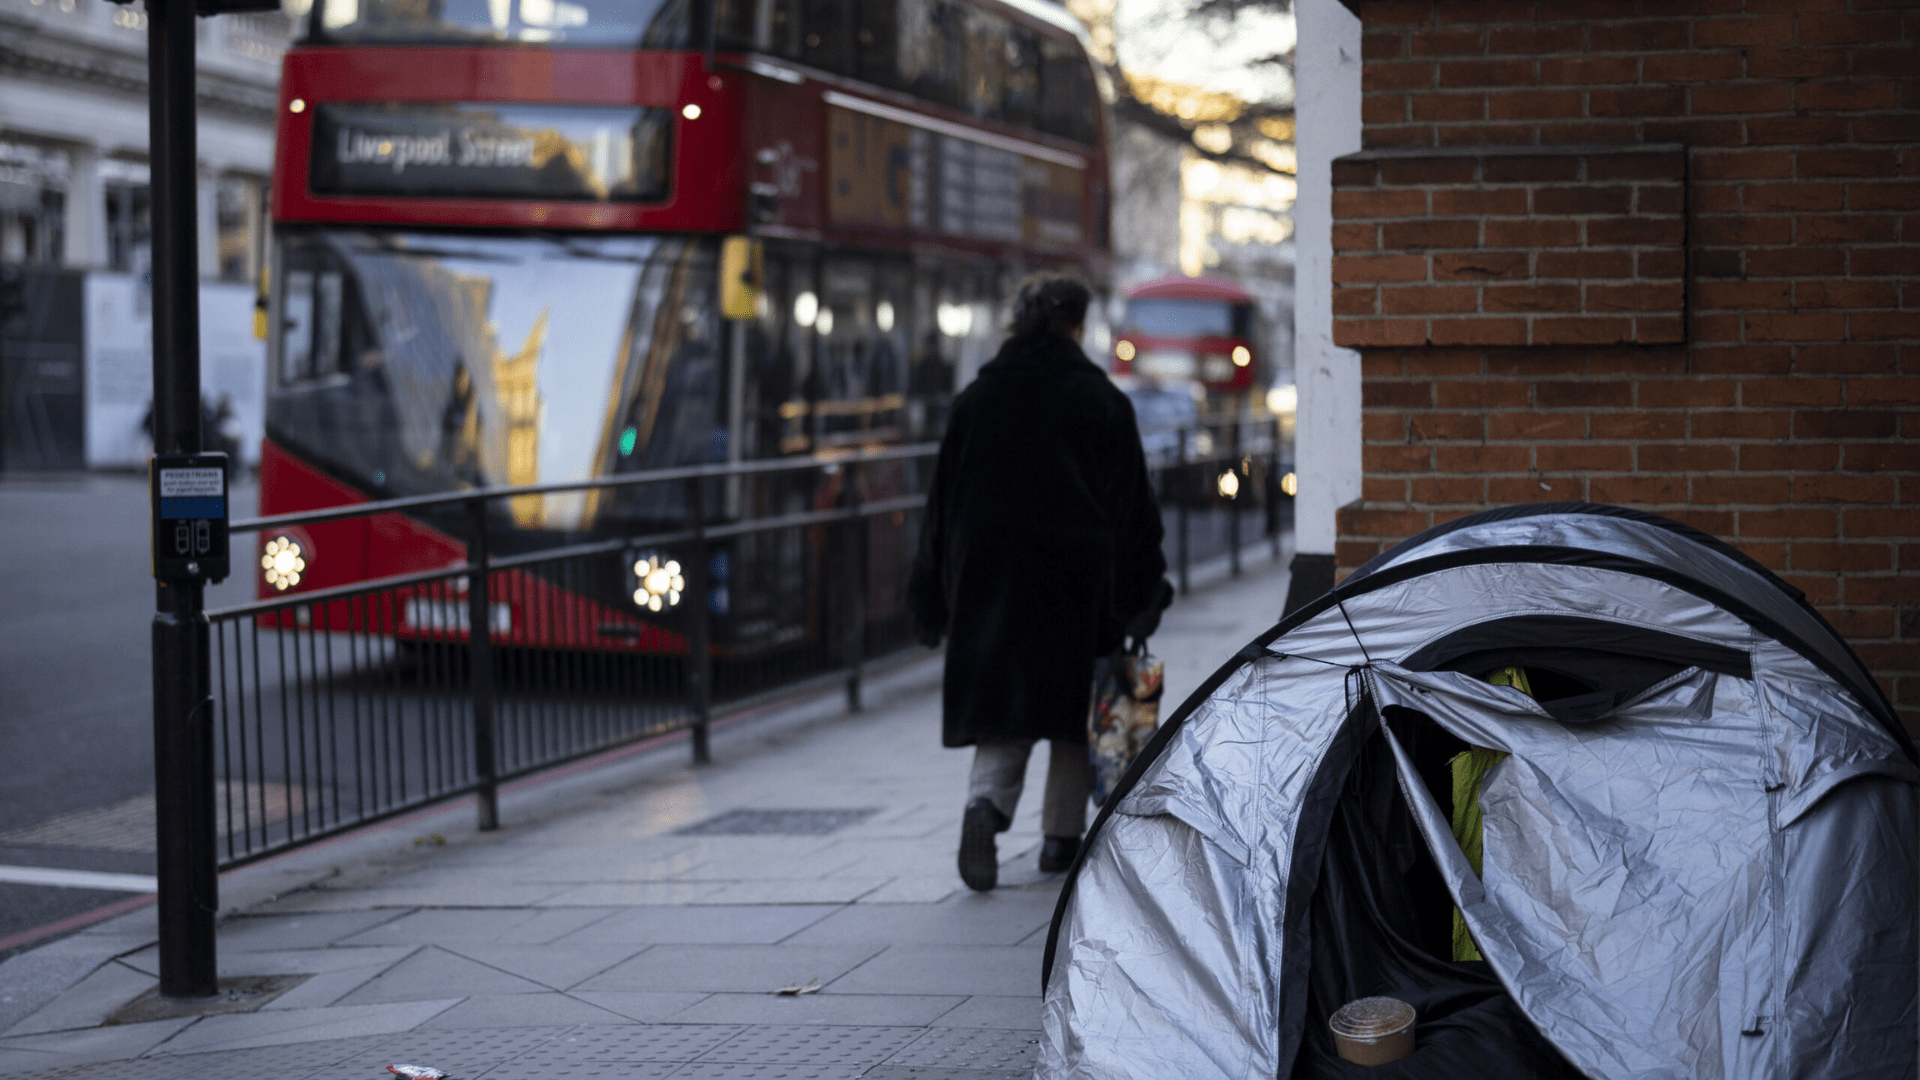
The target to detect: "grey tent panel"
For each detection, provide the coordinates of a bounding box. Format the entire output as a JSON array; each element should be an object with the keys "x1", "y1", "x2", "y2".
[{"x1": 1040, "y1": 506, "x2": 1917, "y2": 1080}]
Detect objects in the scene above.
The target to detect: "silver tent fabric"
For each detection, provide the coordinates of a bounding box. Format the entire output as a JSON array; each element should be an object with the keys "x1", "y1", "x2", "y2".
[{"x1": 1039, "y1": 513, "x2": 1917, "y2": 1080}]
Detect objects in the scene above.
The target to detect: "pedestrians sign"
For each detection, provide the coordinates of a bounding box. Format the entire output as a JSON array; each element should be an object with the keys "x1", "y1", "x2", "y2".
[{"x1": 151, "y1": 452, "x2": 229, "y2": 581}]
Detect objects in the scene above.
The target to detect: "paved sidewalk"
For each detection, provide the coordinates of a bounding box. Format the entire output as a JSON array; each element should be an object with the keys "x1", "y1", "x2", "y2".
[{"x1": 0, "y1": 549, "x2": 1290, "y2": 1080}]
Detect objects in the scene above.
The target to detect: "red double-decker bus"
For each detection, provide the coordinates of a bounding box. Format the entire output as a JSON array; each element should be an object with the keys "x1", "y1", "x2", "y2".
[
  {"x1": 260, "y1": 0, "x2": 1111, "y2": 655},
  {"x1": 1109, "y1": 274, "x2": 1257, "y2": 401}
]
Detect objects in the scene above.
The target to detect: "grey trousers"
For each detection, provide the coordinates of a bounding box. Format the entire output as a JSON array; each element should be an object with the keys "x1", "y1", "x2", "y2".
[{"x1": 968, "y1": 738, "x2": 1094, "y2": 838}]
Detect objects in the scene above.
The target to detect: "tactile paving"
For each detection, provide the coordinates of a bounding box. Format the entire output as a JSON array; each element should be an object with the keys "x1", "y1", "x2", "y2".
[
  {"x1": 518, "y1": 1023, "x2": 745, "y2": 1064},
  {"x1": 695, "y1": 1025, "x2": 923, "y2": 1066},
  {"x1": 672, "y1": 810, "x2": 879, "y2": 837},
  {"x1": 667, "y1": 1062, "x2": 871, "y2": 1079},
  {"x1": 478, "y1": 1060, "x2": 683, "y2": 1080},
  {"x1": 300, "y1": 1025, "x2": 571, "y2": 1079},
  {"x1": 883, "y1": 1027, "x2": 1042, "y2": 1072}
]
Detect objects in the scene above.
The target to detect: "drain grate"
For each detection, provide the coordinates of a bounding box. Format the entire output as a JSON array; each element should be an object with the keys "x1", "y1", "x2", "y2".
[{"x1": 672, "y1": 808, "x2": 879, "y2": 836}]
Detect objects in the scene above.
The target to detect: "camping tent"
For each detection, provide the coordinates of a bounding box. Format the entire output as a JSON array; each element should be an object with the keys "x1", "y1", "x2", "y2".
[{"x1": 1039, "y1": 504, "x2": 1917, "y2": 1080}]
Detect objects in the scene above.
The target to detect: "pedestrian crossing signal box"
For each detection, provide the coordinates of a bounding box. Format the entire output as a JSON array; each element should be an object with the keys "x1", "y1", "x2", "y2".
[{"x1": 151, "y1": 453, "x2": 230, "y2": 582}]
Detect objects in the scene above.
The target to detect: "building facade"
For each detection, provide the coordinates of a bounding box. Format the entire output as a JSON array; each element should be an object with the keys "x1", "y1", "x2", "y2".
[{"x1": 1297, "y1": 0, "x2": 1917, "y2": 731}]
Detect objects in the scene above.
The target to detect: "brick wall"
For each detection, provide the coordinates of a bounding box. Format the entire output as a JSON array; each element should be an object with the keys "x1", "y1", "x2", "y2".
[{"x1": 1333, "y1": 0, "x2": 1919, "y2": 731}]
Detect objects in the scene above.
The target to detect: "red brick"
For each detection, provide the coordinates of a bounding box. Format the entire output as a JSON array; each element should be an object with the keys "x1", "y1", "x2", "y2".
[
  {"x1": 1434, "y1": 125, "x2": 1539, "y2": 147},
  {"x1": 1692, "y1": 15, "x2": 1795, "y2": 48},
  {"x1": 1744, "y1": 377, "x2": 1845, "y2": 406},
  {"x1": 1591, "y1": 475, "x2": 1688, "y2": 504},
  {"x1": 1856, "y1": 115, "x2": 1920, "y2": 145},
  {"x1": 1532, "y1": 186, "x2": 1632, "y2": 215},
  {"x1": 1587, "y1": 283, "x2": 1685, "y2": 313},
  {"x1": 1539, "y1": 121, "x2": 1640, "y2": 144},
  {"x1": 1746, "y1": 46, "x2": 1849, "y2": 78},
  {"x1": 1332, "y1": 223, "x2": 1378, "y2": 253},
  {"x1": 1695, "y1": 410, "x2": 1792, "y2": 438},
  {"x1": 1410, "y1": 93, "x2": 1489, "y2": 121},
  {"x1": 1437, "y1": 381, "x2": 1532, "y2": 408},
  {"x1": 1363, "y1": 31, "x2": 1406, "y2": 60},
  {"x1": 1854, "y1": 248, "x2": 1920, "y2": 277},
  {"x1": 1748, "y1": 247, "x2": 1847, "y2": 276},
  {"x1": 1693, "y1": 313, "x2": 1745, "y2": 343},
  {"x1": 1853, "y1": 183, "x2": 1920, "y2": 212},
  {"x1": 1643, "y1": 51, "x2": 1743, "y2": 82},
  {"x1": 1335, "y1": 319, "x2": 1429, "y2": 348},
  {"x1": 1798, "y1": 149, "x2": 1901, "y2": 179},
  {"x1": 1432, "y1": 189, "x2": 1529, "y2": 215},
  {"x1": 1590, "y1": 86, "x2": 1686, "y2": 117},
  {"x1": 1365, "y1": 94, "x2": 1410, "y2": 124},
  {"x1": 1346, "y1": 508, "x2": 1434, "y2": 538},
  {"x1": 1332, "y1": 190, "x2": 1430, "y2": 219},
  {"x1": 1406, "y1": 349, "x2": 1487, "y2": 376},
  {"x1": 1363, "y1": 413, "x2": 1406, "y2": 441},
  {"x1": 1851, "y1": 312, "x2": 1920, "y2": 341},
  {"x1": 1483, "y1": 154, "x2": 1583, "y2": 183},
  {"x1": 1362, "y1": 380, "x2": 1436, "y2": 409},
  {"x1": 1592, "y1": 412, "x2": 1688, "y2": 439},
  {"x1": 1437, "y1": 59, "x2": 1536, "y2": 88},
  {"x1": 1430, "y1": 318, "x2": 1528, "y2": 346},
  {"x1": 1588, "y1": 151, "x2": 1687, "y2": 181},
  {"x1": 1539, "y1": 444, "x2": 1633, "y2": 471},
  {"x1": 1740, "y1": 508, "x2": 1841, "y2": 538},
  {"x1": 1436, "y1": 445, "x2": 1532, "y2": 472},
  {"x1": 1842, "y1": 444, "x2": 1917, "y2": 472},
  {"x1": 1379, "y1": 158, "x2": 1477, "y2": 185},
  {"x1": 1797, "y1": 12, "x2": 1903, "y2": 45},
  {"x1": 1382, "y1": 285, "x2": 1480, "y2": 314},
  {"x1": 1744, "y1": 183, "x2": 1847, "y2": 213},
  {"x1": 1637, "y1": 250, "x2": 1688, "y2": 278},
  {"x1": 1695, "y1": 150, "x2": 1793, "y2": 181},
  {"x1": 1589, "y1": 20, "x2": 1690, "y2": 52},
  {"x1": 1585, "y1": 217, "x2": 1685, "y2": 245},
  {"x1": 1693, "y1": 346, "x2": 1793, "y2": 375},
  {"x1": 1410, "y1": 28, "x2": 1488, "y2": 57},
  {"x1": 1798, "y1": 214, "x2": 1900, "y2": 244},
  {"x1": 1365, "y1": 62, "x2": 1439, "y2": 92},
  {"x1": 1847, "y1": 376, "x2": 1920, "y2": 406},
  {"x1": 1795, "y1": 410, "x2": 1900, "y2": 438},
  {"x1": 1748, "y1": 116, "x2": 1851, "y2": 145},
  {"x1": 1414, "y1": 411, "x2": 1492, "y2": 441},
  {"x1": 1790, "y1": 542, "x2": 1893, "y2": 572},
  {"x1": 1690, "y1": 82, "x2": 1793, "y2": 115},
  {"x1": 1487, "y1": 412, "x2": 1588, "y2": 440},
  {"x1": 1487, "y1": 25, "x2": 1586, "y2": 55},
  {"x1": 1534, "y1": 317, "x2": 1636, "y2": 345},
  {"x1": 1797, "y1": 344, "x2": 1900, "y2": 374},
  {"x1": 1747, "y1": 312, "x2": 1848, "y2": 342},
  {"x1": 1433, "y1": 251, "x2": 1529, "y2": 281},
  {"x1": 1663, "y1": 508, "x2": 1739, "y2": 537},
  {"x1": 1382, "y1": 219, "x2": 1481, "y2": 249},
  {"x1": 1847, "y1": 509, "x2": 1920, "y2": 537},
  {"x1": 1363, "y1": 477, "x2": 1409, "y2": 503},
  {"x1": 1333, "y1": 287, "x2": 1379, "y2": 315},
  {"x1": 1483, "y1": 284, "x2": 1581, "y2": 313},
  {"x1": 1797, "y1": 281, "x2": 1900, "y2": 309},
  {"x1": 1536, "y1": 251, "x2": 1631, "y2": 279},
  {"x1": 1636, "y1": 185, "x2": 1686, "y2": 215},
  {"x1": 1371, "y1": 445, "x2": 1436, "y2": 472},
  {"x1": 1741, "y1": 443, "x2": 1840, "y2": 471},
  {"x1": 1697, "y1": 280, "x2": 1791, "y2": 311},
  {"x1": 1643, "y1": 379, "x2": 1740, "y2": 407},
  {"x1": 1333, "y1": 254, "x2": 1430, "y2": 284},
  {"x1": 1693, "y1": 476, "x2": 1793, "y2": 505},
  {"x1": 1412, "y1": 476, "x2": 1487, "y2": 503},
  {"x1": 1483, "y1": 219, "x2": 1581, "y2": 247},
  {"x1": 1535, "y1": 380, "x2": 1632, "y2": 408},
  {"x1": 1364, "y1": 127, "x2": 1433, "y2": 150},
  {"x1": 1640, "y1": 444, "x2": 1736, "y2": 471}
]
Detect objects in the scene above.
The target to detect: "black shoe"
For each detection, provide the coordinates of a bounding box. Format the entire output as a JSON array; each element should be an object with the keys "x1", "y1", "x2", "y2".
[
  {"x1": 1039, "y1": 835, "x2": 1080, "y2": 873},
  {"x1": 959, "y1": 798, "x2": 1009, "y2": 892}
]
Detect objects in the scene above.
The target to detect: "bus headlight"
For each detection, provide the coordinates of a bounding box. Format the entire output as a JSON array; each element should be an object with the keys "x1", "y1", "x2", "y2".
[
  {"x1": 1217, "y1": 470, "x2": 1240, "y2": 499},
  {"x1": 1232, "y1": 345, "x2": 1251, "y2": 367},
  {"x1": 632, "y1": 555, "x2": 685, "y2": 613},
  {"x1": 262, "y1": 536, "x2": 306, "y2": 591}
]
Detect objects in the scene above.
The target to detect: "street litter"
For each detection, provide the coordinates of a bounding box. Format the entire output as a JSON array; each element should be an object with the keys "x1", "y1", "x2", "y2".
[
  {"x1": 1040, "y1": 504, "x2": 1917, "y2": 1079},
  {"x1": 387, "y1": 1066, "x2": 447, "y2": 1079},
  {"x1": 774, "y1": 978, "x2": 820, "y2": 996}
]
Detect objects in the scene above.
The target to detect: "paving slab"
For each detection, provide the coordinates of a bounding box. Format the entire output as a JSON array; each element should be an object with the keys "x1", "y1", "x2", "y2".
[
  {"x1": 2, "y1": 961, "x2": 153, "y2": 1037},
  {"x1": 565, "y1": 991, "x2": 718, "y2": 1023},
  {"x1": 785, "y1": 899, "x2": 1054, "y2": 947},
  {"x1": 575, "y1": 945, "x2": 887, "y2": 995},
  {"x1": 825, "y1": 948, "x2": 1044, "y2": 999},
  {"x1": 416, "y1": 992, "x2": 640, "y2": 1030},
  {"x1": 149, "y1": 999, "x2": 463, "y2": 1055},
  {"x1": 0, "y1": 1019, "x2": 193, "y2": 1077},
  {"x1": 666, "y1": 993, "x2": 967, "y2": 1027},
  {"x1": 335, "y1": 906, "x2": 621, "y2": 947},
  {"x1": 553, "y1": 905, "x2": 836, "y2": 947},
  {"x1": 332, "y1": 946, "x2": 551, "y2": 1005},
  {"x1": 213, "y1": 910, "x2": 409, "y2": 952},
  {"x1": 928, "y1": 997, "x2": 1043, "y2": 1031},
  {"x1": 434, "y1": 942, "x2": 644, "y2": 990}
]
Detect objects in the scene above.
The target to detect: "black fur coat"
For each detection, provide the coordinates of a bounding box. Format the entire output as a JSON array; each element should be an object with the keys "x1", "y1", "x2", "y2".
[{"x1": 907, "y1": 331, "x2": 1166, "y2": 748}]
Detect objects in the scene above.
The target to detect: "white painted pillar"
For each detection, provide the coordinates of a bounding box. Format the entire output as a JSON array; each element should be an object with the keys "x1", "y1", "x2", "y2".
[
  {"x1": 1288, "y1": 0, "x2": 1364, "y2": 605},
  {"x1": 64, "y1": 144, "x2": 108, "y2": 268},
  {"x1": 197, "y1": 164, "x2": 220, "y2": 279}
]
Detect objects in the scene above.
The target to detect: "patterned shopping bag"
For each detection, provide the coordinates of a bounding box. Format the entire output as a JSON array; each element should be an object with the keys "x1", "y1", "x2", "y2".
[{"x1": 1087, "y1": 647, "x2": 1165, "y2": 806}]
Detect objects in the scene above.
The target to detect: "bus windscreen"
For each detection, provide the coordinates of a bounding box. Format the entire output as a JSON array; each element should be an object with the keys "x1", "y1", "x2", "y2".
[
  {"x1": 319, "y1": 0, "x2": 694, "y2": 47},
  {"x1": 1124, "y1": 298, "x2": 1248, "y2": 339}
]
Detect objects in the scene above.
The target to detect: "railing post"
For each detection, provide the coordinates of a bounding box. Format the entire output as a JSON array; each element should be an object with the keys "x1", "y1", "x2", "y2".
[
  {"x1": 467, "y1": 499, "x2": 498, "y2": 831},
  {"x1": 1175, "y1": 426, "x2": 1190, "y2": 595},
  {"x1": 686, "y1": 474, "x2": 713, "y2": 764},
  {"x1": 1228, "y1": 417, "x2": 1242, "y2": 579},
  {"x1": 843, "y1": 460, "x2": 865, "y2": 714}
]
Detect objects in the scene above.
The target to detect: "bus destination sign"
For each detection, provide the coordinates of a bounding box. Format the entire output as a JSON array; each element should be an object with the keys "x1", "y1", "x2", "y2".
[{"x1": 310, "y1": 102, "x2": 673, "y2": 203}]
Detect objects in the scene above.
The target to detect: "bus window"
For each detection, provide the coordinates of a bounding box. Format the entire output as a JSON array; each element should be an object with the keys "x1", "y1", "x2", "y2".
[
  {"x1": 854, "y1": 0, "x2": 901, "y2": 89},
  {"x1": 799, "y1": 0, "x2": 851, "y2": 75},
  {"x1": 1001, "y1": 28, "x2": 1040, "y2": 130},
  {"x1": 1125, "y1": 298, "x2": 1249, "y2": 340},
  {"x1": 280, "y1": 269, "x2": 315, "y2": 384},
  {"x1": 896, "y1": 0, "x2": 962, "y2": 111},
  {"x1": 1039, "y1": 38, "x2": 1097, "y2": 144},
  {"x1": 320, "y1": 0, "x2": 694, "y2": 47},
  {"x1": 278, "y1": 266, "x2": 346, "y2": 384},
  {"x1": 959, "y1": 7, "x2": 1009, "y2": 121}
]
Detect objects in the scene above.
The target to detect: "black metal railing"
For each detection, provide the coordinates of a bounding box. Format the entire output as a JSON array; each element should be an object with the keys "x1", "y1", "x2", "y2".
[{"x1": 206, "y1": 418, "x2": 1288, "y2": 867}]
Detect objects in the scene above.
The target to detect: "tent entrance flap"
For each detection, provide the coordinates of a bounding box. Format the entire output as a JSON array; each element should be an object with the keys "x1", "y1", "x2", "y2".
[
  {"x1": 1399, "y1": 615, "x2": 1750, "y2": 724},
  {"x1": 1288, "y1": 708, "x2": 1582, "y2": 1079}
]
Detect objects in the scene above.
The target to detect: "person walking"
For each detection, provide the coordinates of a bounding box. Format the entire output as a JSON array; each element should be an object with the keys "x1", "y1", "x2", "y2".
[{"x1": 908, "y1": 273, "x2": 1170, "y2": 892}]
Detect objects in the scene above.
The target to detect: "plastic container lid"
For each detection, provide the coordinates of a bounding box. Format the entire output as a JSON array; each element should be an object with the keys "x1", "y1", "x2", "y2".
[{"x1": 1329, "y1": 997, "x2": 1416, "y2": 1041}]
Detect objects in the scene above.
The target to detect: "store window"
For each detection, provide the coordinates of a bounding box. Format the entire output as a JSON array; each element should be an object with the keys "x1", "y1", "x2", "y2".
[
  {"x1": 0, "y1": 140, "x2": 70, "y2": 266},
  {"x1": 102, "y1": 159, "x2": 151, "y2": 276}
]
